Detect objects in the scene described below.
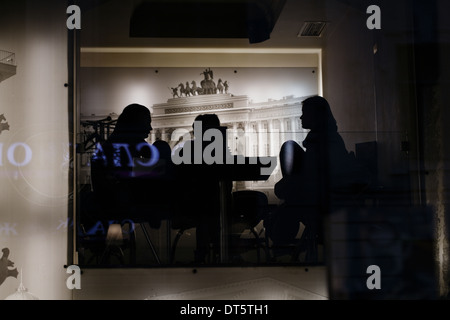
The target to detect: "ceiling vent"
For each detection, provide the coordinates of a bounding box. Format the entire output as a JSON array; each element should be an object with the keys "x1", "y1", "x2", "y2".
[{"x1": 297, "y1": 21, "x2": 328, "y2": 37}]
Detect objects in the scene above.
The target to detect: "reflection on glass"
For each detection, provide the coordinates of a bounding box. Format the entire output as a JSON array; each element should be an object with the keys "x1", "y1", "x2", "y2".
[{"x1": 77, "y1": 68, "x2": 328, "y2": 267}]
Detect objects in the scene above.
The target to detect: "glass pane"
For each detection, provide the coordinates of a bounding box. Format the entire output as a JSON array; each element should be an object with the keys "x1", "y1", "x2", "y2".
[{"x1": 76, "y1": 66, "x2": 321, "y2": 267}]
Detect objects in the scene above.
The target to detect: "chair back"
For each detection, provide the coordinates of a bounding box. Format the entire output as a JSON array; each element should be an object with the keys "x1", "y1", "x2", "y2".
[{"x1": 231, "y1": 190, "x2": 269, "y2": 230}]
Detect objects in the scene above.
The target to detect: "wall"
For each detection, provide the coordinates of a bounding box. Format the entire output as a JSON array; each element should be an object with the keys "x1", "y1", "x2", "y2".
[
  {"x1": 78, "y1": 65, "x2": 319, "y2": 116},
  {"x1": 321, "y1": 0, "x2": 444, "y2": 298},
  {"x1": 0, "y1": 0, "x2": 71, "y2": 299},
  {"x1": 417, "y1": 0, "x2": 450, "y2": 297},
  {"x1": 322, "y1": 0, "x2": 416, "y2": 189}
]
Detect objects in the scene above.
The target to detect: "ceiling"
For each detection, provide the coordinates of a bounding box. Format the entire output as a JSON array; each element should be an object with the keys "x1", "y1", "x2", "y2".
[
  {"x1": 128, "y1": 0, "x2": 287, "y2": 43},
  {"x1": 77, "y1": 0, "x2": 367, "y2": 49}
]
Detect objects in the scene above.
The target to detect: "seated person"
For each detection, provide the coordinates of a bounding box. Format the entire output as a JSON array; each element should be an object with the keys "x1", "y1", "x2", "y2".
[
  {"x1": 175, "y1": 114, "x2": 232, "y2": 263},
  {"x1": 90, "y1": 103, "x2": 172, "y2": 228},
  {"x1": 267, "y1": 96, "x2": 371, "y2": 257}
]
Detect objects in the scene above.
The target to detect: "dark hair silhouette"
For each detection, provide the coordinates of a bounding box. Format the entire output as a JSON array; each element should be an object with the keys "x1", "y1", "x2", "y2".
[
  {"x1": 301, "y1": 96, "x2": 337, "y2": 132},
  {"x1": 193, "y1": 113, "x2": 221, "y2": 132},
  {"x1": 110, "y1": 103, "x2": 152, "y2": 140}
]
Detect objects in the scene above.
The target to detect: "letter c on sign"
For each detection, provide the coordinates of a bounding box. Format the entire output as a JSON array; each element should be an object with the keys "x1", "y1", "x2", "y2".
[{"x1": 136, "y1": 143, "x2": 160, "y2": 167}]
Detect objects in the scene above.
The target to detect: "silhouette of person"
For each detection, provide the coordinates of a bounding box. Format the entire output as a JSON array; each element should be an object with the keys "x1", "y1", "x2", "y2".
[
  {"x1": 268, "y1": 96, "x2": 370, "y2": 259},
  {"x1": 176, "y1": 113, "x2": 231, "y2": 263},
  {"x1": 90, "y1": 103, "x2": 168, "y2": 228},
  {"x1": 152, "y1": 139, "x2": 175, "y2": 180},
  {"x1": 147, "y1": 138, "x2": 178, "y2": 217}
]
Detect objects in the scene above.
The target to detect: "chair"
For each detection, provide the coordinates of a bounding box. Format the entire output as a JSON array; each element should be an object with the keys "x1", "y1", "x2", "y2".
[
  {"x1": 264, "y1": 202, "x2": 321, "y2": 264},
  {"x1": 78, "y1": 189, "x2": 164, "y2": 266},
  {"x1": 230, "y1": 190, "x2": 271, "y2": 263},
  {"x1": 168, "y1": 215, "x2": 197, "y2": 264}
]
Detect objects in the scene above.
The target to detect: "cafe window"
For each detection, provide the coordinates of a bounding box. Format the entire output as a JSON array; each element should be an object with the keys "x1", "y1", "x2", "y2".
[{"x1": 75, "y1": 51, "x2": 322, "y2": 268}]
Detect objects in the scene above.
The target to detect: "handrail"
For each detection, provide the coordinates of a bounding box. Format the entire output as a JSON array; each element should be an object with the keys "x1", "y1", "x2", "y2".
[{"x1": 0, "y1": 50, "x2": 16, "y2": 66}]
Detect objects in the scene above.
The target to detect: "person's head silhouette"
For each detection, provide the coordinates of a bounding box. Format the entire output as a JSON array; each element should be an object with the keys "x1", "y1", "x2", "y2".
[
  {"x1": 193, "y1": 114, "x2": 221, "y2": 134},
  {"x1": 112, "y1": 103, "x2": 152, "y2": 140},
  {"x1": 300, "y1": 96, "x2": 337, "y2": 132}
]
